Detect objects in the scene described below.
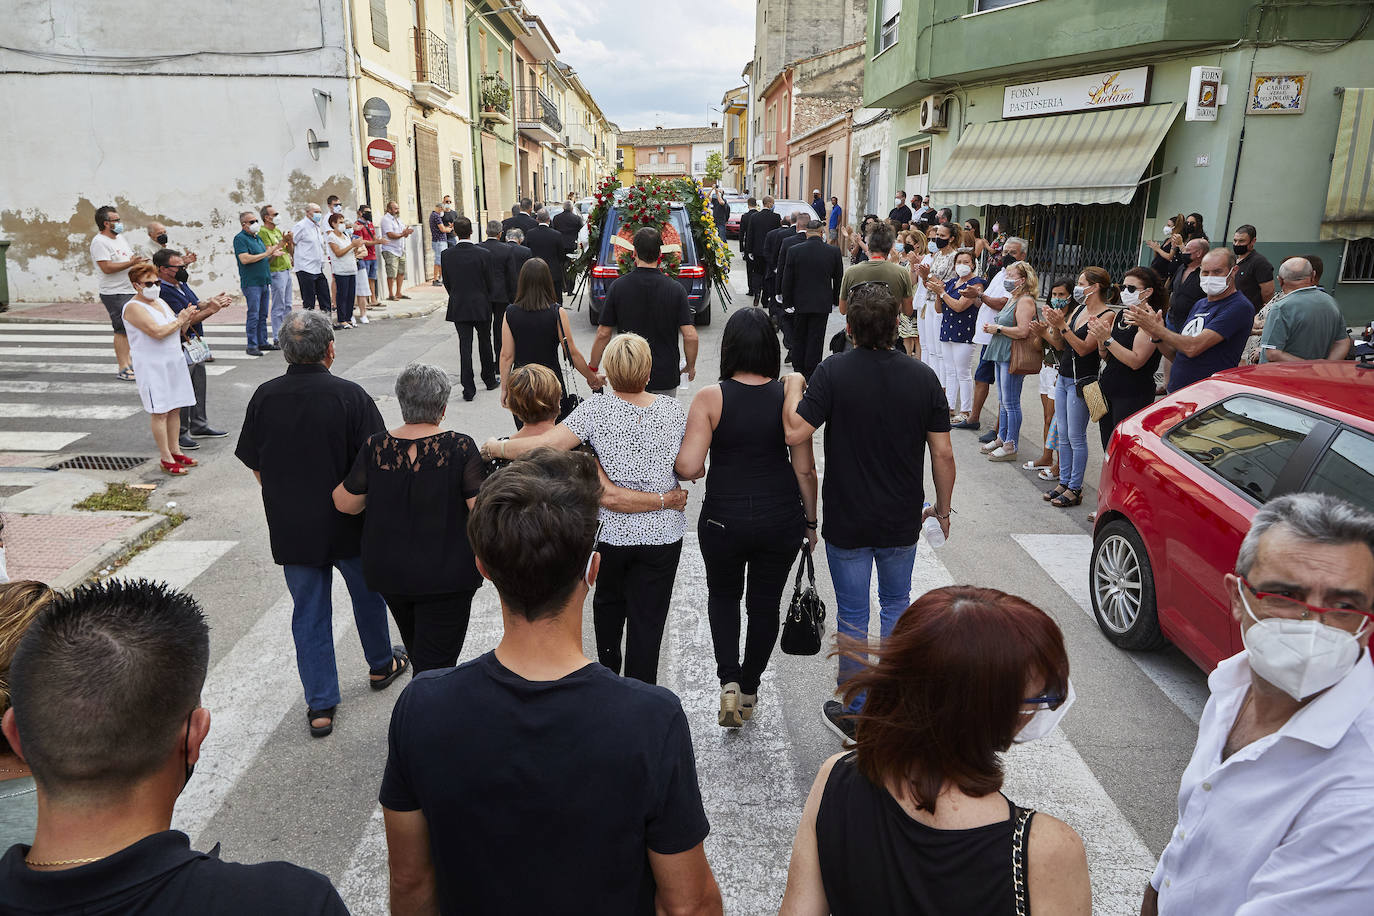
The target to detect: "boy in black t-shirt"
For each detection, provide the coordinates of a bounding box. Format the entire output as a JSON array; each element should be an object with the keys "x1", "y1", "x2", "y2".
[{"x1": 380, "y1": 449, "x2": 720, "y2": 916}]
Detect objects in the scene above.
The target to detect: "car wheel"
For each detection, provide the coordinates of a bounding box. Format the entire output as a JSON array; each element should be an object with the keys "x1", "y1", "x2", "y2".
[
  {"x1": 694, "y1": 304, "x2": 712, "y2": 327},
  {"x1": 589, "y1": 304, "x2": 600, "y2": 326},
  {"x1": 1089, "y1": 519, "x2": 1167, "y2": 651}
]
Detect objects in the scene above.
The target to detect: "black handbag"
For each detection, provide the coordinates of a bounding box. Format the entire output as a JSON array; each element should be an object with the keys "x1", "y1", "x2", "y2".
[
  {"x1": 553, "y1": 305, "x2": 584, "y2": 420},
  {"x1": 780, "y1": 544, "x2": 826, "y2": 656}
]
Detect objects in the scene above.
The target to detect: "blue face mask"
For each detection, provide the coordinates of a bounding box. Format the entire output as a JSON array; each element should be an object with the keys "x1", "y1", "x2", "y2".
[
  {"x1": 893, "y1": 242, "x2": 905, "y2": 253},
  {"x1": 1003, "y1": 278, "x2": 1018, "y2": 292},
  {"x1": 1051, "y1": 297, "x2": 1070, "y2": 308},
  {"x1": 112, "y1": 221, "x2": 125, "y2": 234},
  {"x1": 311, "y1": 212, "x2": 324, "y2": 224}
]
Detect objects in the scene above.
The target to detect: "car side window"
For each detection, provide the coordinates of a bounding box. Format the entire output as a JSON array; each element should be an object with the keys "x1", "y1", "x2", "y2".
[
  {"x1": 1305, "y1": 429, "x2": 1374, "y2": 514},
  {"x1": 1166, "y1": 396, "x2": 1318, "y2": 503}
]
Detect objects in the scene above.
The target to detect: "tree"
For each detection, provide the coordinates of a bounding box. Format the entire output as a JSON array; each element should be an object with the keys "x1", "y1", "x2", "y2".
[{"x1": 704, "y1": 150, "x2": 725, "y2": 186}]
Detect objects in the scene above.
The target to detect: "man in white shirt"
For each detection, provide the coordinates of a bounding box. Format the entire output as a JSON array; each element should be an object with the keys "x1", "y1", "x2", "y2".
[
  {"x1": 289, "y1": 203, "x2": 331, "y2": 314},
  {"x1": 89, "y1": 205, "x2": 146, "y2": 379},
  {"x1": 1144, "y1": 492, "x2": 1374, "y2": 915},
  {"x1": 379, "y1": 201, "x2": 413, "y2": 302}
]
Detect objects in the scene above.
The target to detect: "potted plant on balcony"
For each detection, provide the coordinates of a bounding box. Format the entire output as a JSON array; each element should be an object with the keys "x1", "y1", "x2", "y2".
[{"x1": 480, "y1": 77, "x2": 510, "y2": 114}]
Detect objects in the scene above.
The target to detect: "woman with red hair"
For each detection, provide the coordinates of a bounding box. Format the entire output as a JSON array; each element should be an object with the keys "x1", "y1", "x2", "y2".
[{"x1": 780, "y1": 586, "x2": 1092, "y2": 915}]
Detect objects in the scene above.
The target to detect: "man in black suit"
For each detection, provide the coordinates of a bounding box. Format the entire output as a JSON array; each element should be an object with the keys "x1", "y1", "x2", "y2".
[
  {"x1": 552, "y1": 200, "x2": 583, "y2": 252},
  {"x1": 479, "y1": 220, "x2": 520, "y2": 368},
  {"x1": 525, "y1": 208, "x2": 573, "y2": 302},
  {"x1": 774, "y1": 217, "x2": 810, "y2": 360},
  {"x1": 501, "y1": 203, "x2": 538, "y2": 238},
  {"x1": 744, "y1": 195, "x2": 781, "y2": 306},
  {"x1": 441, "y1": 216, "x2": 499, "y2": 400},
  {"x1": 738, "y1": 198, "x2": 760, "y2": 296},
  {"x1": 889, "y1": 190, "x2": 913, "y2": 227},
  {"x1": 780, "y1": 219, "x2": 844, "y2": 377},
  {"x1": 763, "y1": 212, "x2": 798, "y2": 315}
]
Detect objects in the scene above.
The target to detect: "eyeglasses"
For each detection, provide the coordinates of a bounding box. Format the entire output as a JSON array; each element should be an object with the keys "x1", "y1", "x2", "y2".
[
  {"x1": 1239, "y1": 576, "x2": 1374, "y2": 630},
  {"x1": 139, "y1": 280, "x2": 159, "y2": 289}
]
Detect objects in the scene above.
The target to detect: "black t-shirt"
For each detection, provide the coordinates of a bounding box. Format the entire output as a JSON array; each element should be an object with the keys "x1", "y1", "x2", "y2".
[
  {"x1": 235, "y1": 364, "x2": 386, "y2": 566},
  {"x1": 1234, "y1": 250, "x2": 1274, "y2": 312},
  {"x1": 0, "y1": 830, "x2": 347, "y2": 915},
  {"x1": 380, "y1": 652, "x2": 709, "y2": 916},
  {"x1": 599, "y1": 268, "x2": 692, "y2": 391},
  {"x1": 1169, "y1": 262, "x2": 1205, "y2": 329},
  {"x1": 342, "y1": 430, "x2": 486, "y2": 596},
  {"x1": 796, "y1": 348, "x2": 950, "y2": 548}
]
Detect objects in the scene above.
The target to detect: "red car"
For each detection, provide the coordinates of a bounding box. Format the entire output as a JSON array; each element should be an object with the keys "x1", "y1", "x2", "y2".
[{"x1": 1090, "y1": 360, "x2": 1374, "y2": 672}]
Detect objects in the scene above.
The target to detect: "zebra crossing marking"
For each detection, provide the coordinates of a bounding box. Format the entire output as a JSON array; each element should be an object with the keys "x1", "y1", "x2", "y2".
[
  {"x1": 0, "y1": 360, "x2": 237, "y2": 377},
  {"x1": 0, "y1": 431, "x2": 87, "y2": 450},
  {"x1": 0, "y1": 402, "x2": 141, "y2": 420}
]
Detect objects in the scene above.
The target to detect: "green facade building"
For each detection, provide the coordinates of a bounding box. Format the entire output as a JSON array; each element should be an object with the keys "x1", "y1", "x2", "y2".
[{"x1": 864, "y1": 0, "x2": 1374, "y2": 320}]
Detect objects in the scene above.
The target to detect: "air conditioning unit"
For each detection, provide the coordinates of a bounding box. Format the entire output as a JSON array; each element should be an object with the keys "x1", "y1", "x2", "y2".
[{"x1": 919, "y1": 94, "x2": 949, "y2": 133}]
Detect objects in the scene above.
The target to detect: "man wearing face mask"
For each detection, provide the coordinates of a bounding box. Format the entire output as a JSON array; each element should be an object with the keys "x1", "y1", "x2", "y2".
[
  {"x1": 154, "y1": 249, "x2": 230, "y2": 449},
  {"x1": 1142, "y1": 493, "x2": 1374, "y2": 916},
  {"x1": 232, "y1": 212, "x2": 283, "y2": 357},
  {"x1": 144, "y1": 223, "x2": 197, "y2": 267},
  {"x1": 888, "y1": 190, "x2": 912, "y2": 227},
  {"x1": 289, "y1": 203, "x2": 332, "y2": 315},
  {"x1": 257, "y1": 205, "x2": 294, "y2": 340},
  {"x1": 90, "y1": 205, "x2": 146, "y2": 380},
  {"x1": 0, "y1": 578, "x2": 351, "y2": 912},
  {"x1": 1230, "y1": 224, "x2": 1274, "y2": 312},
  {"x1": 1131, "y1": 248, "x2": 1251, "y2": 393}
]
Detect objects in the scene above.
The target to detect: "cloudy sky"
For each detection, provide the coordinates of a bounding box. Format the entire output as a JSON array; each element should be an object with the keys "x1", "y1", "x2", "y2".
[{"x1": 533, "y1": 0, "x2": 755, "y2": 130}]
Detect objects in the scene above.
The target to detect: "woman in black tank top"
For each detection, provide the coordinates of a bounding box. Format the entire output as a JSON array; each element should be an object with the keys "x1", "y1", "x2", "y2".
[
  {"x1": 779, "y1": 586, "x2": 1091, "y2": 916},
  {"x1": 499, "y1": 258, "x2": 602, "y2": 425},
  {"x1": 675, "y1": 309, "x2": 819, "y2": 729}
]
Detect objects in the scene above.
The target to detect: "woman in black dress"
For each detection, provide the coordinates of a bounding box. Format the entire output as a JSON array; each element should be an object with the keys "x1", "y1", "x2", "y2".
[
  {"x1": 333, "y1": 363, "x2": 485, "y2": 672},
  {"x1": 675, "y1": 308, "x2": 819, "y2": 729},
  {"x1": 1087, "y1": 266, "x2": 1166, "y2": 449},
  {"x1": 500, "y1": 257, "x2": 602, "y2": 424},
  {"x1": 779, "y1": 586, "x2": 1091, "y2": 916}
]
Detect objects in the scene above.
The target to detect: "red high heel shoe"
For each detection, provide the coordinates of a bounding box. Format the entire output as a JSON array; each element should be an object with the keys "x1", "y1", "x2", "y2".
[
  {"x1": 160, "y1": 460, "x2": 188, "y2": 475},
  {"x1": 172, "y1": 454, "x2": 197, "y2": 467}
]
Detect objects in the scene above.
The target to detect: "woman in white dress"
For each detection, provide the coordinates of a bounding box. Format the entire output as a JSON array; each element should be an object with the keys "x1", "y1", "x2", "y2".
[{"x1": 122, "y1": 264, "x2": 206, "y2": 476}]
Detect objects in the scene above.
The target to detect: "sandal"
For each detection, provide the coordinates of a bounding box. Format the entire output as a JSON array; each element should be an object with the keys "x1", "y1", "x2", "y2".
[
  {"x1": 1050, "y1": 488, "x2": 1083, "y2": 508},
  {"x1": 307, "y1": 706, "x2": 336, "y2": 738},
  {"x1": 116, "y1": 367, "x2": 136, "y2": 381},
  {"x1": 171, "y1": 453, "x2": 198, "y2": 467},
  {"x1": 160, "y1": 460, "x2": 189, "y2": 476},
  {"x1": 369, "y1": 646, "x2": 411, "y2": 691},
  {"x1": 1043, "y1": 484, "x2": 1068, "y2": 502},
  {"x1": 1038, "y1": 467, "x2": 1059, "y2": 481},
  {"x1": 1021, "y1": 459, "x2": 1053, "y2": 471}
]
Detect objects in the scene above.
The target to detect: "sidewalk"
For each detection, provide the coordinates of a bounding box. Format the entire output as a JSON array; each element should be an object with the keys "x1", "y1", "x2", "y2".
[{"x1": 0, "y1": 280, "x2": 448, "y2": 325}]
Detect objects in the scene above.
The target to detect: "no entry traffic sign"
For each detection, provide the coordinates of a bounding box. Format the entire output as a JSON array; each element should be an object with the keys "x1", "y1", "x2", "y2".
[{"x1": 366, "y1": 139, "x2": 396, "y2": 170}]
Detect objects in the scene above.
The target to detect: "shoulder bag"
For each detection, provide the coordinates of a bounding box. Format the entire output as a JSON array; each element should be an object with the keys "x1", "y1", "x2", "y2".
[
  {"x1": 182, "y1": 330, "x2": 211, "y2": 366},
  {"x1": 1009, "y1": 333, "x2": 1043, "y2": 376},
  {"x1": 552, "y1": 306, "x2": 584, "y2": 421},
  {"x1": 780, "y1": 543, "x2": 827, "y2": 656}
]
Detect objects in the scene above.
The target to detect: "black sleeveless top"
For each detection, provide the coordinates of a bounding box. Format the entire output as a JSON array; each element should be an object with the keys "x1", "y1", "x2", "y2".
[
  {"x1": 1099, "y1": 312, "x2": 1163, "y2": 401},
  {"x1": 505, "y1": 304, "x2": 564, "y2": 393},
  {"x1": 816, "y1": 754, "x2": 1035, "y2": 916},
  {"x1": 1058, "y1": 305, "x2": 1108, "y2": 388},
  {"x1": 703, "y1": 379, "x2": 801, "y2": 506}
]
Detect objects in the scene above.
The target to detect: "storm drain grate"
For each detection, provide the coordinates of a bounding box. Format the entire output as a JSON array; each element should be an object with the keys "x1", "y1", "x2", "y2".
[{"x1": 49, "y1": 455, "x2": 151, "y2": 472}]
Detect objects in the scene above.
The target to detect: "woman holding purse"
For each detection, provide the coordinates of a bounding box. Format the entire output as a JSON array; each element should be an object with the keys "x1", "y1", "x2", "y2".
[{"x1": 978, "y1": 261, "x2": 1040, "y2": 463}]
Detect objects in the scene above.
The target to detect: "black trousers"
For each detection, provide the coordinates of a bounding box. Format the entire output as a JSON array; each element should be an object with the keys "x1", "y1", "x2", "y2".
[
  {"x1": 179, "y1": 360, "x2": 208, "y2": 434},
  {"x1": 454, "y1": 320, "x2": 496, "y2": 397},
  {"x1": 491, "y1": 303, "x2": 507, "y2": 369},
  {"x1": 1098, "y1": 390, "x2": 1156, "y2": 449},
  {"x1": 793, "y1": 312, "x2": 829, "y2": 378},
  {"x1": 593, "y1": 540, "x2": 684, "y2": 684},
  {"x1": 296, "y1": 270, "x2": 332, "y2": 311},
  {"x1": 746, "y1": 254, "x2": 764, "y2": 297},
  {"x1": 763, "y1": 272, "x2": 777, "y2": 310},
  {"x1": 381, "y1": 589, "x2": 477, "y2": 673},
  {"x1": 698, "y1": 497, "x2": 805, "y2": 695}
]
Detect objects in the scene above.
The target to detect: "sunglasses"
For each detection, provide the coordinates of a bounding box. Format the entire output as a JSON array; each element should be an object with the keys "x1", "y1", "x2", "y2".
[{"x1": 139, "y1": 280, "x2": 159, "y2": 289}]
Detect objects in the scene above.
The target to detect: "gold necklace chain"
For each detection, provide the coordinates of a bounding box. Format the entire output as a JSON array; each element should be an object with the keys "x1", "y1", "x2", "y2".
[{"x1": 25, "y1": 855, "x2": 105, "y2": 867}]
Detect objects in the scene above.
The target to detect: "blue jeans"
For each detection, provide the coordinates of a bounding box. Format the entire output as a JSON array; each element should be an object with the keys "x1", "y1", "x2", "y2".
[
  {"x1": 242, "y1": 284, "x2": 269, "y2": 349},
  {"x1": 1055, "y1": 372, "x2": 1090, "y2": 491},
  {"x1": 826, "y1": 541, "x2": 919, "y2": 713},
  {"x1": 282, "y1": 556, "x2": 394, "y2": 711},
  {"x1": 995, "y1": 360, "x2": 1026, "y2": 445},
  {"x1": 268, "y1": 270, "x2": 292, "y2": 341}
]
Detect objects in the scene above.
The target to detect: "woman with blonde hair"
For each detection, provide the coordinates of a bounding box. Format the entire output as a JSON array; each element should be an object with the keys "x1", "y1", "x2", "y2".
[
  {"x1": 979, "y1": 261, "x2": 1041, "y2": 462},
  {"x1": 0, "y1": 580, "x2": 57, "y2": 846},
  {"x1": 482, "y1": 334, "x2": 689, "y2": 684},
  {"x1": 901, "y1": 228, "x2": 930, "y2": 359}
]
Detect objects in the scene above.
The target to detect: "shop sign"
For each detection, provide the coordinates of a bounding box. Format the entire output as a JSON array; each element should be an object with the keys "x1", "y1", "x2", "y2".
[
  {"x1": 1186, "y1": 66, "x2": 1222, "y2": 122},
  {"x1": 1003, "y1": 67, "x2": 1151, "y2": 119},
  {"x1": 1248, "y1": 72, "x2": 1309, "y2": 115}
]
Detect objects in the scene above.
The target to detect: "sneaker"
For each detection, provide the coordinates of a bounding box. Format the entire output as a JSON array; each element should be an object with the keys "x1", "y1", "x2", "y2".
[
  {"x1": 980, "y1": 438, "x2": 1003, "y2": 454},
  {"x1": 719, "y1": 683, "x2": 744, "y2": 729},
  {"x1": 739, "y1": 692, "x2": 757, "y2": 721},
  {"x1": 245, "y1": 348, "x2": 263, "y2": 357},
  {"x1": 189, "y1": 426, "x2": 228, "y2": 439},
  {"x1": 822, "y1": 700, "x2": 857, "y2": 743},
  {"x1": 177, "y1": 434, "x2": 201, "y2": 451},
  {"x1": 988, "y1": 445, "x2": 1019, "y2": 462},
  {"x1": 260, "y1": 342, "x2": 280, "y2": 351},
  {"x1": 431, "y1": 279, "x2": 443, "y2": 287},
  {"x1": 359, "y1": 314, "x2": 370, "y2": 324},
  {"x1": 978, "y1": 429, "x2": 999, "y2": 444}
]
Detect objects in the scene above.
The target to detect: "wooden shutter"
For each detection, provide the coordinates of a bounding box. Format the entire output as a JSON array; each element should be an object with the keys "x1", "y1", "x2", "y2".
[
  {"x1": 370, "y1": 0, "x2": 389, "y2": 51},
  {"x1": 415, "y1": 125, "x2": 442, "y2": 220}
]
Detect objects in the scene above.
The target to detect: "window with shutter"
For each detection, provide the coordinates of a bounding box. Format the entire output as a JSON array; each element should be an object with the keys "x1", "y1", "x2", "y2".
[
  {"x1": 877, "y1": 0, "x2": 899, "y2": 53},
  {"x1": 370, "y1": 0, "x2": 389, "y2": 50}
]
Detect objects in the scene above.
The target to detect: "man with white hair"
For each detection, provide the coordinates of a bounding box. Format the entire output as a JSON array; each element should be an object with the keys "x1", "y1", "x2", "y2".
[
  {"x1": 1143, "y1": 492, "x2": 1374, "y2": 915},
  {"x1": 551, "y1": 199, "x2": 583, "y2": 252},
  {"x1": 1258, "y1": 257, "x2": 1351, "y2": 362},
  {"x1": 524, "y1": 207, "x2": 573, "y2": 302}
]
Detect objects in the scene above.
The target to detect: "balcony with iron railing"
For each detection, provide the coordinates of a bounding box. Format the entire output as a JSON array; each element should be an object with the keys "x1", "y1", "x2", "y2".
[
  {"x1": 412, "y1": 29, "x2": 452, "y2": 109},
  {"x1": 515, "y1": 86, "x2": 562, "y2": 142},
  {"x1": 727, "y1": 137, "x2": 744, "y2": 162},
  {"x1": 479, "y1": 73, "x2": 512, "y2": 125}
]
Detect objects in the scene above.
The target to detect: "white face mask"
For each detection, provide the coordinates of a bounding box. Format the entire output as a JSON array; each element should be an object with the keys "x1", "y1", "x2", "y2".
[
  {"x1": 1072, "y1": 285, "x2": 1088, "y2": 304},
  {"x1": 895, "y1": 198, "x2": 904, "y2": 206},
  {"x1": 1120, "y1": 288, "x2": 1143, "y2": 307},
  {"x1": 332, "y1": 204, "x2": 343, "y2": 214},
  {"x1": 246, "y1": 222, "x2": 260, "y2": 235},
  {"x1": 0, "y1": 546, "x2": 8, "y2": 584},
  {"x1": 1163, "y1": 225, "x2": 1174, "y2": 238},
  {"x1": 1199, "y1": 274, "x2": 1231, "y2": 296},
  {"x1": 1240, "y1": 589, "x2": 1366, "y2": 701},
  {"x1": 139, "y1": 283, "x2": 159, "y2": 300},
  {"x1": 955, "y1": 263, "x2": 973, "y2": 278},
  {"x1": 1003, "y1": 277, "x2": 1019, "y2": 292},
  {"x1": 1014, "y1": 680, "x2": 1075, "y2": 743}
]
